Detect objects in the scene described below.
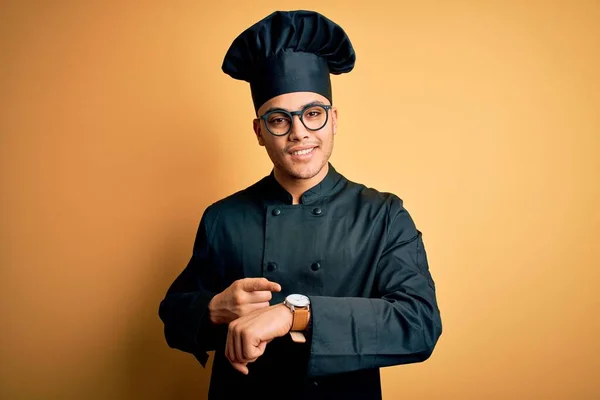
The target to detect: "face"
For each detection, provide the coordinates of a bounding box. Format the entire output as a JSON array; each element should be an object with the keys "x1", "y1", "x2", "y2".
[{"x1": 253, "y1": 91, "x2": 338, "y2": 182}]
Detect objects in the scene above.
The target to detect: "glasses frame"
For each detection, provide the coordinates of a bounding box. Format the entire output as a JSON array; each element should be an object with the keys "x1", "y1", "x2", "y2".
[{"x1": 258, "y1": 104, "x2": 332, "y2": 136}]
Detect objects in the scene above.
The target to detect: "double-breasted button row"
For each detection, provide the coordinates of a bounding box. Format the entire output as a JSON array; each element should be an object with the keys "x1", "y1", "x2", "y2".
[
  {"x1": 265, "y1": 262, "x2": 321, "y2": 272},
  {"x1": 270, "y1": 207, "x2": 323, "y2": 216}
]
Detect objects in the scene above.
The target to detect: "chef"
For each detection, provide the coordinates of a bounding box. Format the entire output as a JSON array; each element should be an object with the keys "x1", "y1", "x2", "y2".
[{"x1": 158, "y1": 9, "x2": 442, "y2": 400}]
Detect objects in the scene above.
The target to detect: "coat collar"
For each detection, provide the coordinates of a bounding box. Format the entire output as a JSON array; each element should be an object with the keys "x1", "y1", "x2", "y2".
[{"x1": 263, "y1": 163, "x2": 343, "y2": 205}]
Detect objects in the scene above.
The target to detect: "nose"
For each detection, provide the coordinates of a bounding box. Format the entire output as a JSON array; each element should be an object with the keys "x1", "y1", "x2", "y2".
[{"x1": 287, "y1": 114, "x2": 309, "y2": 141}]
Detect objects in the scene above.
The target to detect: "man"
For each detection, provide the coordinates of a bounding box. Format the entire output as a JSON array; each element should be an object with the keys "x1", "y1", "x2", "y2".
[{"x1": 158, "y1": 10, "x2": 442, "y2": 400}]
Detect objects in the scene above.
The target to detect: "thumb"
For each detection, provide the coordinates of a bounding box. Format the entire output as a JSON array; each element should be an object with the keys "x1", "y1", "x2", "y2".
[{"x1": 231, "y1": 362, "x2": 249, "y2": 375}]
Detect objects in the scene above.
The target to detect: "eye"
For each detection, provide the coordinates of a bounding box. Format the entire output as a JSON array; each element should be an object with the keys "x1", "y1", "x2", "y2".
[
  {"x1": 268, "y1": 112, "x2": 291, "y2": 125},
  {"x1": 303, "y1": 106, "x2": 324, "y2": 119},
  {"x1": 269, "y1": 117, "x2": 290, "y2": 125}
]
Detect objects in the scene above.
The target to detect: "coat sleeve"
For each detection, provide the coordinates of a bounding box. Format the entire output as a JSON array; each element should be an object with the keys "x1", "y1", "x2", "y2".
[
  {"x1": 158, "y1": 207, "x2": 226, "y2": 367},
  {"x1": 306, "y1": 197, "x2": 443, "y2": 377}
]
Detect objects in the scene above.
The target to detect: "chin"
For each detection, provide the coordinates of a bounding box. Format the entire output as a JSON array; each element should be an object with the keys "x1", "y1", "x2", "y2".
[
  {"x1": 289, "y1": 170, "x2": 319, "y2": 180},
  {"x1": 287, "y1": 161, "x2": 325, "y2": 180}
]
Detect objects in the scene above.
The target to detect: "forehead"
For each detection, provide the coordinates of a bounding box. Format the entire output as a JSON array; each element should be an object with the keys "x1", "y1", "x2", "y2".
[{"x1": 257, "y1": 91, "x2": 330, "y2": 115}]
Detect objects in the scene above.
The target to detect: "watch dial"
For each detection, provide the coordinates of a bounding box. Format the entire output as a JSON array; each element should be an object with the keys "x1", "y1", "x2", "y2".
[{"x1": 288, "y1": 294, "x2": 310, "y2": 307}]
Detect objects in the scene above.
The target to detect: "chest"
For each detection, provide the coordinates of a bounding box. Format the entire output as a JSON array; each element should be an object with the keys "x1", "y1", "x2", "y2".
[{"x1": 211, "y1": 202, "x2": 386, "y2": 302}]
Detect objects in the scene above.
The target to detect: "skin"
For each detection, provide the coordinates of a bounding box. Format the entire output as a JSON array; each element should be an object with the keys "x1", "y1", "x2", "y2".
[
  {"x1": 209, "y1": 91, "x2": 338, "y2": 375},
  {"x1": 208, "y1": 278, "x2": 282, "y2": 325},
  {"x1": 253, "y1": 91, "x2": 338, "y2": 205}
]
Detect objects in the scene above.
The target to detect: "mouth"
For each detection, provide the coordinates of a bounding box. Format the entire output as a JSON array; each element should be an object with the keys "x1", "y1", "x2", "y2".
[{"x1": 289, "y1": 146, "x2": 317, "y2": 156}]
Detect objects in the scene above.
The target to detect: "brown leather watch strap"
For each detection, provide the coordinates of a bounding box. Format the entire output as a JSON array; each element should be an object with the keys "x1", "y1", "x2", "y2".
[{"x1": 291, "y1": 308, "x2": 310, "y2": 331}]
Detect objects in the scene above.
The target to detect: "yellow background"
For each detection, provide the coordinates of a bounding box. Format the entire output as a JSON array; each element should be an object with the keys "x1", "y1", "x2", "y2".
[{"x1": 1, "y1": 1, "x2": 598, "y2": 399}]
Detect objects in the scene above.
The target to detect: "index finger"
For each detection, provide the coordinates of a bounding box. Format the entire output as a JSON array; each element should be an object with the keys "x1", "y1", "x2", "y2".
[{"x1": 241, "y1": 277, "x2": 281, "y2": 293}]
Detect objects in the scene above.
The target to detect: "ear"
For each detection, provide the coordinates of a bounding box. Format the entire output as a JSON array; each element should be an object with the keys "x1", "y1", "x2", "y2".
[
  {"x1": 253, "y1": 119, "x2": 265, "y2": 146},
  {"x1": 331, "y1": 107, "x2": 339, "y2": 135}
]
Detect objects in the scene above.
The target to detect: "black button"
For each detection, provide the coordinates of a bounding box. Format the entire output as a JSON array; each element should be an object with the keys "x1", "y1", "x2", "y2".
[
  {"x1": 266, "y1": 262, "x2": 277, "y2": 272},
  {"x1": 312, "y1": 207, "x2": 322, "y2": 215},
  {"x1": 311, "y1": 262, "x2": 321, "y2": 271},
  {"x1": 272, "y1": 209, "x2": 281, "y2": 216}
]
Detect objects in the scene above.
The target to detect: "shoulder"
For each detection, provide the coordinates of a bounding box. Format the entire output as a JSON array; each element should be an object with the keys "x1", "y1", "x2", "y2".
[
  {"x1": 198, "y1": 175, "x2": 268, "y2": 228},
  {"x1": 340, "y1": 173, "x2": 406, "y2": 212},
  {"x1": 338, "y1": 172, "x2": 417, "y2": 234}
]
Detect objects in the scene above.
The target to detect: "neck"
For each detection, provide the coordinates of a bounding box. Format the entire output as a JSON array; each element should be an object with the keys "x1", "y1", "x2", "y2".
[{"x1": 273, "y1": 163, "x2": 330, "y2": 205}]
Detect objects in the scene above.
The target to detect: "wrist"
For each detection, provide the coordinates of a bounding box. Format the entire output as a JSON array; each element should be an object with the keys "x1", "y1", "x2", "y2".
[
  {"x1": 275, "y1": 303, "x2": 294, "y2": 331},
  {"x1": 207, "y1": 294, "x2": 221, "y2": 324}
]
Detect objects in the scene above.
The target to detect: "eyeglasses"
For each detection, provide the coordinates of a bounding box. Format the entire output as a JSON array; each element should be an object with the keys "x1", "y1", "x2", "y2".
[{"x1": 258, "y1": 103, "x2": 332, "y2": 136}]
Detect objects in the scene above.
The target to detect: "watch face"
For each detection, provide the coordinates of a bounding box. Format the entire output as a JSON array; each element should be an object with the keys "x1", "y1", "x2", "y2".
[{"x1": 286, "y1": 294, "x2": 310, "y2": 307}]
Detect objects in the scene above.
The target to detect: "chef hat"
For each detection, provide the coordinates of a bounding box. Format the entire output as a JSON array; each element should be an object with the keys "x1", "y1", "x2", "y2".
[{"x1": 221, "y1": 10, "x2": 356, "y2": 113}]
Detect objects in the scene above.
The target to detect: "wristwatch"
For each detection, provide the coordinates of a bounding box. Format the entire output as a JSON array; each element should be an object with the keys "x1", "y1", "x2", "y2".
[{"x1": 283, "y1": 294, "x2": 310, "y2": 343}]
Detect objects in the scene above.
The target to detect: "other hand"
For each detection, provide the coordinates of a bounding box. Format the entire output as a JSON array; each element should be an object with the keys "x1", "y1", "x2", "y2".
[
  {"x1": 208, "y1": 277, "x2": 281, "y2": 324},
  {"x1": 225, "y1": 304, "x2": 293, "y2": 375}
]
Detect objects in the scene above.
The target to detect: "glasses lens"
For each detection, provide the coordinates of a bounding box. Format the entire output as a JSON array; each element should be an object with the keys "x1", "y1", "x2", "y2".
[
  {"x1": 302, "y1": 105, "x2": 328, "y2": 130},
  {"x1": 266, "y1": 112, "x2": 291, "y2": 135}
]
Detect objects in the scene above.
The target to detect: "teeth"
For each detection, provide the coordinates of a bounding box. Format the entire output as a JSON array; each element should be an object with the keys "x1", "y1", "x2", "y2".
[{"x1": 292, "y1": 148, "x2": 315, "y2": 156}]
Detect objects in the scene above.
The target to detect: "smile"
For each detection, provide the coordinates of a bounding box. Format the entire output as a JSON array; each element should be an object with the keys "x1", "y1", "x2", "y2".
[{"x1": 291, "y1": 147, "x2": 316, "y2": 156}]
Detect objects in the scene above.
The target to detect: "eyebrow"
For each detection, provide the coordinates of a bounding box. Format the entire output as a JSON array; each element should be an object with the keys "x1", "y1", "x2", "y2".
[{"x1": 261, "y1": 100, "x2": 328, "y2": 115}]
